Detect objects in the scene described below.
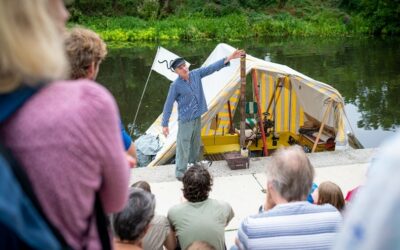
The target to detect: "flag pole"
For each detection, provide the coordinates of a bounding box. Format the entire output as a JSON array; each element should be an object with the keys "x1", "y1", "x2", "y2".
[{"x1": 130, "y1": 46, "x2": 160, "y2": 136}]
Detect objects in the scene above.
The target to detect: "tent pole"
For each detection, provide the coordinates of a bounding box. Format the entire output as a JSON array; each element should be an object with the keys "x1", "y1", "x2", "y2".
[
  {"x1": 227, "y1": 101, "x2": 235, "y2": 134},
  {"x1": 239, "y1": 54, "x2": 246, "y2": 149},
  {"x1": 312, "y1": 99, "x2": 333, "y2": 153},
  {"x1": 252, "y1": 70, "x2": 269, "y2": 156},
  {"x1": 266, "y1": 77, "x2": 283, "y2": 115},
  {"x1": 288, "y1": 78, "x2": 292, "y2": 133},
  {"x1": 270, "y1": 77, "x2": 284, "y2": 138}
]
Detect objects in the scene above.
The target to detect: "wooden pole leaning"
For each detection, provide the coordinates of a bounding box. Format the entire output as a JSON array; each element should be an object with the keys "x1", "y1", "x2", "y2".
[
  {"x1": 227, "y1": 101, "x2": 235, "y2": 134},
  {"x1": 312, "y1": 99, "x2": 333, "y2": 153},
  {"x1": 239, "y1": 54, "x2": 246, "y2": 148},
  {"x1": 251, "y1": 70, "x2": 269, "y2": 156},
  {"x1": 266, "y1": 77, "x2": 284, "y2": 116}
]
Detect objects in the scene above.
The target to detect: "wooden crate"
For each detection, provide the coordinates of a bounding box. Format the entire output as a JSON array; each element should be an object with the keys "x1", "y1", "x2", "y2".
[{"x1": 224, "y1": 152, "x2": 249, "y2": 170}]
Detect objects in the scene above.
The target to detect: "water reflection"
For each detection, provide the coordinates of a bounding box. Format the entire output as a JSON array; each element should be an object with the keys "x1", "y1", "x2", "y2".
[{"x1": 97, "y1": 37, "x2": 400, "y2": 148}]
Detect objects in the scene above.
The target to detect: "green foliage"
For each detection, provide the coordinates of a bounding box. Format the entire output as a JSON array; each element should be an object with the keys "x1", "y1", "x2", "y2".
[
  {"x1": 72, "y1": 8, "x2": 374, "y2": 43},
  {"x1": 249, "y1": 8, "x2": 362, "y2": 37},
  {"x1": 67, "y1": 0, "x2": 154, "y2": 18},
  {"x1": 67, "y1": 0, "x2": 400, "y2": 36},
  {"x1": 137, "y1": 0, "x2": 160, "y2": 20},
  {"x1": 340, "y1": 0, "x2": 400, "y2": 35},
  {"x1": 72, "y1": 14, "x2": 250, "y2": 42},
  {"x1": 362, "y1": 0, "x2": 400, "y2": 35},
  {"x1": 68, "y1": 6, "x2": 84, "y2": 23},
  {"x1": 68, "y1": 0, "x2": 399, "y2": 42},
  {"x1": 171, "y1": 0, "x2": 243, "y2": 17}
]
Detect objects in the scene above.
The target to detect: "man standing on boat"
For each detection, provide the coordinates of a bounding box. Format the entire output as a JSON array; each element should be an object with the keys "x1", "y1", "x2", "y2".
[{"x1": 162, "y1": 49, "x2": 245, "y2": 180}]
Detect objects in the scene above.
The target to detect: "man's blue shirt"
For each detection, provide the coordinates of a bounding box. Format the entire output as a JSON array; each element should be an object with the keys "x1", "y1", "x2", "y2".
[
  {"x1": 120, "y1": 121, "x2": 132, "y2": 150},
  {"x1": 162, "y1": 58, "x2": 229, "y2": 127}
]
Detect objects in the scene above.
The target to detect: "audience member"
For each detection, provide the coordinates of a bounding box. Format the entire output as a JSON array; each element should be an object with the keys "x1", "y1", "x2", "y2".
[
  {"x1": 186, "y1": 240, "x2": 216, "y2": 250},
  {"x1": 168, "y1": 165, "x2": 234, "y2": 250},
  {"x1": 0, "y1": 0, "x2": 130, "y2": 248},
  {"x1": 334, "y1": 132, "x2": 400, "y2": 250},
  {"x1": 65, "y1": 27, "x2": 137, "y2": 165},
  {"x1": 345, "y1": 186, "x2": 361, "y2": 203},
  {"x1": 111, "y1": 188, "x2": 156, "y2": 250},
  {"x1": 316, "y1": 181, "x2": 345, "y2": 212},
  {"x1": 131, "y1": 181, "x2": 152, "y2": 193},
  {"x1": 307, "y1": 182, "x2": 318, "y2": 203},
  {"x1": 344, "y1": 158, "x2": 378, "y2": 204},
  {"x1": 131, "y1": 181, "x2": 176, "y2": 250},
  {"x1": 236, "y1": 145, "x2": 342, "y2": 250}
]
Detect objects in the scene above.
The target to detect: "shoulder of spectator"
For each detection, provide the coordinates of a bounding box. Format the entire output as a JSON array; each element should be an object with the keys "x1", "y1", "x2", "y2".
[{"x1": 167, "y1": 203, "x2": 183, "y2": 219}]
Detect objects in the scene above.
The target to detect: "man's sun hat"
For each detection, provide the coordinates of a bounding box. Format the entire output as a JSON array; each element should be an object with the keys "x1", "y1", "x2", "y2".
[{"x1": 171, "y1": 57, "x2": 186, "y2": 71}]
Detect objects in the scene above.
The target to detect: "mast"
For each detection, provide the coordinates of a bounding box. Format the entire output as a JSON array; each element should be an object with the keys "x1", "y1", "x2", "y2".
[{"x1": 239, "y1": 54, "x2": 246, "y2": 148}]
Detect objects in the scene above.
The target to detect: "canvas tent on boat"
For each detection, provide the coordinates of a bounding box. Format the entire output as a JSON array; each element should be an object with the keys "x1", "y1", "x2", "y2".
[{"x1": 143, "y1": 43, "x2": 353, "y2": 167}]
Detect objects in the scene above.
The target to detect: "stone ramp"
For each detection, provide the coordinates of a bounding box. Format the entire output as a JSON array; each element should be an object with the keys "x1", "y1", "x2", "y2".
[{"x1": 129, "y1": 148, "x2": 376, "y2": 248}]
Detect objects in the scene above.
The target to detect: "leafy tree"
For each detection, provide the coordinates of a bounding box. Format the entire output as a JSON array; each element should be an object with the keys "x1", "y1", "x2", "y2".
[{"x1": 341, "y1": 0, "x2": 400, "y2": 34}]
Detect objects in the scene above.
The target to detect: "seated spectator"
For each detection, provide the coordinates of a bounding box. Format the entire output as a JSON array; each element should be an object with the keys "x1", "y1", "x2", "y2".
[
  {"x1": 186, "y1": 240, "x2": 216, "y2": 250},
  {"x1": 344, "y1": 158, "x2": 375, "y2": 204},
  {"x1": 307, "y1": 182, "x2": 319, "y2": 203},
  {"x1": 111, "y1": 188, "x2": 156, "y2": 250},
  {"x1": 131, "y1": 181, "x2": 176, "y2": 250},
  {"x1": 334, "y1": 132, "x2": 400, "y2": 250},
  {"x1": 261, "y1": 181, "x2": 317, "y2": 212},
  {"x1": 345, "y1": 185, "x2": 361, "y2": 203},
  {"x1": 315, "y1": 181, "x2": 345, "y2": 212},
  {"x1": 168, "y1": 165, "x2": 234, "y2": 250},
  {"x1": 65, "y1": 27, "x2": 137, "y2": 165},
  {"x1": 236, "y1": 145, "x2": 342, "y2": 250}
]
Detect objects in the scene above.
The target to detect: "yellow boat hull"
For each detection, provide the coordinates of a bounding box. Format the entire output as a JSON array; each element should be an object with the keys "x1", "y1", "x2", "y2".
[{"x1": 202, "y1": 132, "x2": 301, "y2": 155}]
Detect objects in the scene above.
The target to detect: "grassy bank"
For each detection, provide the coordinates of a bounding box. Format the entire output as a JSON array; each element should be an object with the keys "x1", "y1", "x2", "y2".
[{"x1": 71, "y1": 11, "x2": 371, "y2": 43}]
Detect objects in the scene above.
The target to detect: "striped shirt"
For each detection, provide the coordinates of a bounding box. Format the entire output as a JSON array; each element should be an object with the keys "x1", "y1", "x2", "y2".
[{"x1": 237, "y1": 201, "x2": 342, "y2": 250}]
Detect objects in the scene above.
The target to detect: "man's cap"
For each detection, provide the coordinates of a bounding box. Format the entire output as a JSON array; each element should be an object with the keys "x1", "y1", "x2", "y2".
[{"x1": 171, "y1": 57, "x2": 186, "y2": 71}]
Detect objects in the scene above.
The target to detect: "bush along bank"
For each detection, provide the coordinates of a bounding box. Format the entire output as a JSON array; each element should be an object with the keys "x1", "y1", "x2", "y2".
[{"x1": 71, "y1": 13, "x2": 372, "y2": 43}]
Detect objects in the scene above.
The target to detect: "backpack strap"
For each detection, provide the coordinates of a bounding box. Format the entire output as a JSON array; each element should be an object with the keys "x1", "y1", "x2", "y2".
[
  {"x1": 95, "y1": 193, "x2": 111, "y2": 250},
  {"x1": 0, "y1": 144, "x2": 71, "y2": 249},
  {"x1": 81, "y1": 191, "x2": 111, "y2": 250},
  {"x1": 0, "y1": 86, "x2": 38, "y2": 122}
]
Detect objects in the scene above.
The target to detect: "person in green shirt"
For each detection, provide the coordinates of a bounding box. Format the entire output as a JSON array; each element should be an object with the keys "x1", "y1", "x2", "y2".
[{"x1": 168, "y1": 165, "x2": 234, "y2": 250}]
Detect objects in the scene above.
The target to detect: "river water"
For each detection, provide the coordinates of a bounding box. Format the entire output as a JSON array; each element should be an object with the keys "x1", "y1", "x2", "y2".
[{"x1": 97, "y1": 36, "x2": 400, "y2": 148}]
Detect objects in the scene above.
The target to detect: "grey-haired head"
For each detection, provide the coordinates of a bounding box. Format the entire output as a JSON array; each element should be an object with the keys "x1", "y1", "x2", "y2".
[
  {"x1": 267, "y1": 145, "x2": 314, "y2": 202},
  {"x1": 111, "y1": 187, "x2": 155, "y2": 243}
]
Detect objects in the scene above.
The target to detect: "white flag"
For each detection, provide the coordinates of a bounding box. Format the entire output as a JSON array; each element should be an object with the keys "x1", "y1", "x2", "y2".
[{"x1": 151, "y1": 46, "x2": 190, "y2": 82}]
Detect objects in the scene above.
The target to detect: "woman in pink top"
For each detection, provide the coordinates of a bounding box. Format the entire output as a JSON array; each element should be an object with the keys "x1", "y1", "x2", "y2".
[{"x1": 0, "y1": 0, "x2": 129, "y2": 249}]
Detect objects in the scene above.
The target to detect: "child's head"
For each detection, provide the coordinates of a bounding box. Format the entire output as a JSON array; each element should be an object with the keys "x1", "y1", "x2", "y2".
[{"x1": 317, "y1": 181, "x2": 345, "y2": 211}]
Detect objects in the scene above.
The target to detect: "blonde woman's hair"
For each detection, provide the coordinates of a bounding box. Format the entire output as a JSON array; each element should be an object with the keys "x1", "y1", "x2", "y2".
[
  {"x1": 317, "y1": 181, "x2": 345, "y2": 211},
  {"x1": 65, "y1": 27, "x2": 107, "y2": 79},
  {"x1": 0, "y1": 0, "x2": 68, "y2": 92}
]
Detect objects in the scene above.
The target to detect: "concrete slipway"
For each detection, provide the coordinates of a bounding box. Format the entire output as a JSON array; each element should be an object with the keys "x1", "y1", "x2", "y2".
[{"x1": 130, "y1": 148, "x2": 376, "y2": 248}]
